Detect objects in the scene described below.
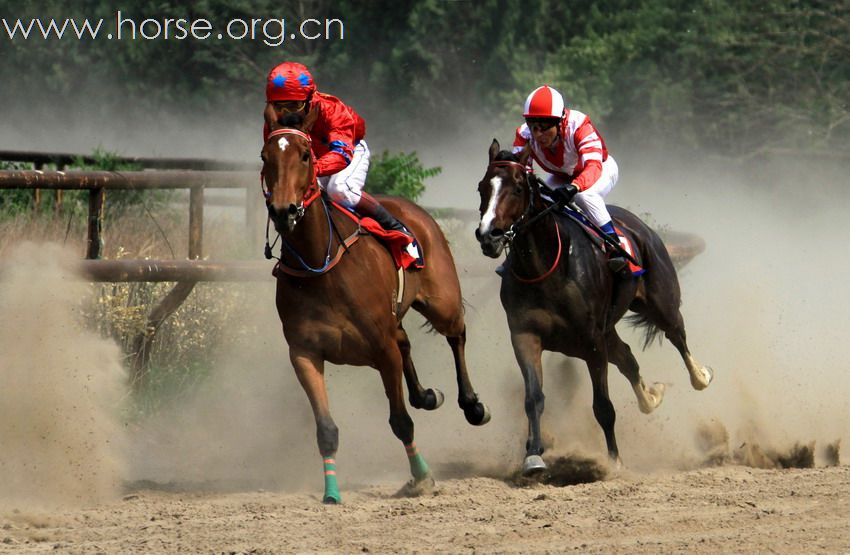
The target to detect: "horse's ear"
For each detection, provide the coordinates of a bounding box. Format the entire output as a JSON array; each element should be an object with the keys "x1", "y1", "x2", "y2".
[
  {"x1": 517, "y1": 145, "x2": 531, "y2": 166},
  {"x1": 302, "y1": 102, "x2": 319, "y2": 133},
  {"x1": 489, "y1": 139, "x2": 500, "y2": 162},
  {"x1": 264, "y1": 103, "x2": 280, "y2": 130}
]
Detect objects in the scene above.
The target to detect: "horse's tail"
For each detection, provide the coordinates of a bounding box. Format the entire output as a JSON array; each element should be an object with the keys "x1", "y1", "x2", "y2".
[{"x1": 625, "y1": 312, "x2": 664, "y2": 350}]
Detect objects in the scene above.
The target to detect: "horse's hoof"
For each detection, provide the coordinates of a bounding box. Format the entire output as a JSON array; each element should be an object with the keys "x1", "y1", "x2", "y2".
[
  {"x1": 522, "y1": 455, "x2": 547, "y2": 476},
  {"x1": 323, "y1": 494, "x2": 341, "y2": 505},
  {"x1": 609, "y1": 456, "x2": 624, "y2": 472},
  {"x1": 464, "y1": 401, "x2": 491, "y2": 426},
  {"x1": 691, "y1": 365, "x2": 714, "y2": 391},
  {"x1": 637, "y1": 382, "x2": 667, "y2": 414},
  {"x1": 395, "y1": 474, "x2": 436, "y2": 498},
  {"x1": 425, "y1": 388, "x2": 445, "y2": 410}
]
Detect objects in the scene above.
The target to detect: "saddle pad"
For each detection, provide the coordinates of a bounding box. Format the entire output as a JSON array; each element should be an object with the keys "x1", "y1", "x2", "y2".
[
  {"x1": 613, "y1": 228, "x2": 646, "y2": 277},
  {"x1": 359, "y1": 217, "x2": 424, "y2": 270},
  {"x1": 561, "y1": 207, "x2": 645, "y2": 276}
]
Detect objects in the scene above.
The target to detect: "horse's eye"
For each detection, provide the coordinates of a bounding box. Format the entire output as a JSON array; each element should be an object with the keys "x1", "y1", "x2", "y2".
[{"x1": 302, "y1": 151, "x2": 310, "y2": 163}]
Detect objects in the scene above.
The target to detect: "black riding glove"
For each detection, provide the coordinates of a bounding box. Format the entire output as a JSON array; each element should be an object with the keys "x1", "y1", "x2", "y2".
[{"x1": 552, "y1": 184, "x2": 579, "y2": 206}]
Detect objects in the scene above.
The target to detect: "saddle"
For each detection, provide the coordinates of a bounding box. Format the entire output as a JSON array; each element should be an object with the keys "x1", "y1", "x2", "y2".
[
  {"x1": 556, "y1": 205, "x2": 645, "y2": 277},
  {"x1": 331, "y1": 201, "x2": 424, "y2": 270}
]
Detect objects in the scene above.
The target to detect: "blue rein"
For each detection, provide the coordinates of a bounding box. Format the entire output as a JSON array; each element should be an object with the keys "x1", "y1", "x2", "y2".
[{"x1": 279, "y1": 195, "x2": 335, "y2": 274}]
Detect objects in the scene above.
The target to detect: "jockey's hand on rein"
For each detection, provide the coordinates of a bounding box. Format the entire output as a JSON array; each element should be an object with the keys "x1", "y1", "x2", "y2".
[{"x1": 553, "y1": 184, "x2": 579, "y2": 206}]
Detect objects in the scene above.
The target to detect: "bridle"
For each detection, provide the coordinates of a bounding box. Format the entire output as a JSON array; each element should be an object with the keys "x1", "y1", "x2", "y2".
[
  {"x1": 262, "y1": 127, "x2": 320, "y2": 208},
  {"x1": 487, "y1": 160, "x2": 562, "y2": 243},
  {"x1": 261, "y1": 128, "x2": 361, "y2": 276},
  {"x1": 486, "y1": 159, "x2": 564, "y2": 284}
]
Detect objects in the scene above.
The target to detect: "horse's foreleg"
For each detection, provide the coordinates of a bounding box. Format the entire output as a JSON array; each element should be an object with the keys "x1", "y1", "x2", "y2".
[
  {"x1": 606, "y1": 331, "x2": 666, "y2": 414},
  {"x1": 397, "y1": 326, "x2": 445, "y2": 411},
  {"x1": 511, "y1": 332, "x2": 547, "y2": 475},
  {"x1": 291, "y1": 348, "x2": 341, "y2": 504},
  {"x1": 447, "y1": 328, "x2": 491, "y2": 426},
  {"x1": 378, "y1": 348, "x2": 433, "y2": 486},
  {"x1": 586, "y1": 351, "x2": 621, "y2": 466}
]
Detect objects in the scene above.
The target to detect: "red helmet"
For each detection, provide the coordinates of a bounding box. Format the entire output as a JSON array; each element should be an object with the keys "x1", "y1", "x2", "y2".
[
  {"x1": 523, "y1": 85, "x2": 565, "y2": 119},
  {"x1": 266, "y1": 62, "x2": 316, "y2": 102}
]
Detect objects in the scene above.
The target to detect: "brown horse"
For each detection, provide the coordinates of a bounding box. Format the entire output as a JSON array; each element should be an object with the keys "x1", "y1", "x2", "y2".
[
  {"x1": 261, "y1": 109, "x2": 490, "y2": 503},
  {"x1": 475, "y1": 140, "x2": 713, "y2": 475}
]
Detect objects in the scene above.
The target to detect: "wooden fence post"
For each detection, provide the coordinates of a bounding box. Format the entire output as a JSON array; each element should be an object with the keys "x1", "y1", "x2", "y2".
[
  {"x1": 189, "y1": 186, "x2": 204, "y2": 259},
  {"x1": 86, "y1": 187, "x2": 105, "y2": 259}
]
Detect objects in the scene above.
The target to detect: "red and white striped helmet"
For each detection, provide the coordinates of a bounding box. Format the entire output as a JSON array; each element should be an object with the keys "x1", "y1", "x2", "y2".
[{"x1": 523, "y1": 85, "x2": 565, "y2": 119}]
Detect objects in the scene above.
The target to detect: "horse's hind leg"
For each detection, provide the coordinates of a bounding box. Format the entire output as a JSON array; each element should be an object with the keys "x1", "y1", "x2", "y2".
[
  {"x1": 412, "y1": 299, "x2": 490, "y2": 426},
  {"x1": 397, "y1": 326, "x2": 445, "y2": 411},
  {"x1": 446, "y1": 327, "x2": 491, "y2": 425},
  {"x1": 606, "y1": 331, "x2": 666, "y2": 414},
  {"x1": 377, "y1": 346, "x2": 433, "y2": 488},
  {"x1": 633, "y1": 295, "x2": 714, "y2": 391},
  {"x1": 667, "y1": 326, "x2": 713, "y2": 390},
  {"x1": 290, "y1": 348, "x2": 341, "y2": 504}
]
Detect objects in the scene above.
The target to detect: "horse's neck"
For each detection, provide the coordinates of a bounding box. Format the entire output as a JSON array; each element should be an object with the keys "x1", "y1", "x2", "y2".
[{"x1": 512, "y1": 213, "x2": 565, "y2": 274}]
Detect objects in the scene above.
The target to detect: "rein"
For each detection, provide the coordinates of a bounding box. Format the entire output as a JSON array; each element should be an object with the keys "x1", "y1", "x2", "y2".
[{"x1": 273, "y1": 195, "x2": 363, "y2": 278}]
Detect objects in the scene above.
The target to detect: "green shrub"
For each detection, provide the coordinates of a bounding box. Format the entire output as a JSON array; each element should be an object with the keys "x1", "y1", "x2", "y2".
[{"x1": 366, "y1": 151, "x2": 441, "y2": 201}]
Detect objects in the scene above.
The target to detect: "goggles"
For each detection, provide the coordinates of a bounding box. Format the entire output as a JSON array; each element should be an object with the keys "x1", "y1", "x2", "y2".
[
  {"x1": 272, "y1": 100, "x2": 307, "y2": 114},
  {"x1": 526, "y1": 118, "x2": 559, "y2": 132}
]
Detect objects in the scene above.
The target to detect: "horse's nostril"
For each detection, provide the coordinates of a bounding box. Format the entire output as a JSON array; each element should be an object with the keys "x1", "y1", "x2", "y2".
[
  {"x1": 474, "y1": 228, "x2": 482, "y2": 241},
  {"x1": 490, "y1": 228, "x2": 504, "y2": 238},
  {"x1": 288, "y1": 204, "x2": 298, "y2": 215}
]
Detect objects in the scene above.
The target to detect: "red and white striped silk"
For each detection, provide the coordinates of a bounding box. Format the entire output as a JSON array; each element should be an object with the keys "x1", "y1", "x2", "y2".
[{"x1": 512, "y1": 109, "x2": 609, "y2": 191}]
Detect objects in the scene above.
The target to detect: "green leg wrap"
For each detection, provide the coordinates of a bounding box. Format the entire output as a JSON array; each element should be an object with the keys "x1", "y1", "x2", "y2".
[
  {"x1": 405, "y1": 442, "x2": 431, "y2": 481},
  {"x1": 323, "y1": 458, "x2": 341, "y2": 504}
]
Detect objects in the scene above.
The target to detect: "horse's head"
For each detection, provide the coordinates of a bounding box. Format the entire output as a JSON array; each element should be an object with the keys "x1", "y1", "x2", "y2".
[
  {"x1": 261, "y1": 104, "x2": 320, "y2": 234},
  {"x1": 474, "y1": 139, "x2": 536, "y2": 258}
]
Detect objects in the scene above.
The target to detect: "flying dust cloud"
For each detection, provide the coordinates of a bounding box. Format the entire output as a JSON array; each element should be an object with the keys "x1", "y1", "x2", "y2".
[{"x1": 0, "y1": 243, "x2": 127, "y2": 507}]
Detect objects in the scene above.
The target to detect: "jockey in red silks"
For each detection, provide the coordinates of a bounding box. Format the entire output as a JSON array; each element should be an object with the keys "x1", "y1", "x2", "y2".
[
  {"x1": 263, "y1": 61, "x2": 412, "y2": 237},
  {"x1": 513, "y1": 85, "x2": 626, "y2": 271}
]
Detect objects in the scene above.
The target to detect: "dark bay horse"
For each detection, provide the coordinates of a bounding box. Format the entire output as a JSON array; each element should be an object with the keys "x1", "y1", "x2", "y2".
[
  {"x1": 475, "y1": 140, "x2": 713, "y2": 475},
  {"x1": 261, "y1": 109, "x2": 490, "y2": 503}
]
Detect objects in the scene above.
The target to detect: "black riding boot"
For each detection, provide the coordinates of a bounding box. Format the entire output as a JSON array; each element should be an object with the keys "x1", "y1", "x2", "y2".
[
  {"x1": 355, "y1": 193, "x2": 412, "y2": 237},
  {"x1": 605, "y1": 232, "x2": 629, "y2": 274},
  {"x1": 370, "y1": 204, "x2": 412, "y2": 236}
]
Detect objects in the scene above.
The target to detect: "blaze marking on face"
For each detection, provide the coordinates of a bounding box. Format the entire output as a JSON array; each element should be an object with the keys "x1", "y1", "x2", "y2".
[
  {"x1": 479, "y1": 176, "x2": 503, "y2": 234},
  {"x1": 277, "y1": 137, "x2": 290, "y2": 152}
]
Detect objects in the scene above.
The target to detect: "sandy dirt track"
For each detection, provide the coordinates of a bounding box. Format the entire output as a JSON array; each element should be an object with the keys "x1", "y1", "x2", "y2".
[{"x1": 2, "y1": 464, "x2": 848, "y2": 554}]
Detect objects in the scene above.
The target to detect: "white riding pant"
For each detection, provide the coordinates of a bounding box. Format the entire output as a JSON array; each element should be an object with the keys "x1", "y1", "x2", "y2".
[
  {"x1": 319, "y1": 140, "x2": 370, "y2": 208},
  {"x1": 546, "y1": 156, "x2": 619, "y2": 227}
]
